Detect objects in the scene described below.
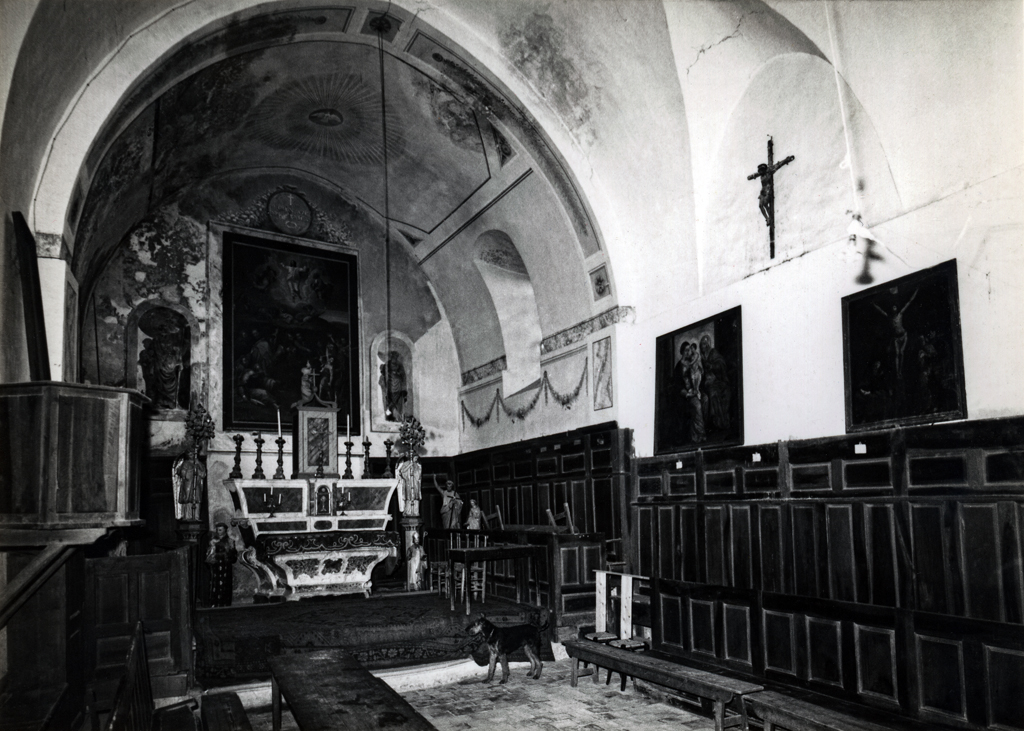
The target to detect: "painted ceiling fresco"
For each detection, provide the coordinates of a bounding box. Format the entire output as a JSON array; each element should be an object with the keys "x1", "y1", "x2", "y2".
[{"x1": 152, "y1": 42, "x2": 489, "y2": 231}]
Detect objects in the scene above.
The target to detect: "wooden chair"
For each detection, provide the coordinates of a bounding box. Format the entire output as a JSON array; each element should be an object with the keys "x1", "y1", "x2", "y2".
[
  {"x1": 483, "y1": 506, "x2": 503, "y2": 530},
  {"x1": 427, "y1": 535, "x2": 450, "y2": 597},
  {"x1": 464, "y1": 535, "x2": 489, "y2": 602},
  {"x1": 546, "y1": 502, "x2": 577, "y2": 534}
]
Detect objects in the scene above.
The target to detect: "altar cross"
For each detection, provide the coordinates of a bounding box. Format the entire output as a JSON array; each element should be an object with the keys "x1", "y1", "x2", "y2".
[{"x1": 747, "y1": 136, "x2": 795, "y2": 259}]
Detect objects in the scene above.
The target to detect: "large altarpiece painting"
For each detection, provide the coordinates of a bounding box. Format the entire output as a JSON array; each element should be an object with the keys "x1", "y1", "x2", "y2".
[{"x1": 223, "y1": 231, "x2": 360, "y2": 432}]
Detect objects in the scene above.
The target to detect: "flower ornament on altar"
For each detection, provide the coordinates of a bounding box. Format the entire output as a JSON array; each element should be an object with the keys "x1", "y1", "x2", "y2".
[{"x1": 398, "y1": 415, "x2": 426, "y2": 459}]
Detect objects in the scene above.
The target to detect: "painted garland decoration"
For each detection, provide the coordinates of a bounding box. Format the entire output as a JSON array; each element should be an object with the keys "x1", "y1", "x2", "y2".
[{"x1": 460, "y1": 358, "x2": 588, "y2": 429}]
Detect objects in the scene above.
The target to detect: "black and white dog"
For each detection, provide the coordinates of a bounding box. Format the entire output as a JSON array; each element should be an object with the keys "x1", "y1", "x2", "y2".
[{"x1": 466, "y1": 614, "x2": 549, "y2": 684}]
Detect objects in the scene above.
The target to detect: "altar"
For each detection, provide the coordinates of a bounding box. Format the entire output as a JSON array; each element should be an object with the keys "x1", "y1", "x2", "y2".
[{"x1": 227, "y1": 478, "x2": 399, "y2": 600}]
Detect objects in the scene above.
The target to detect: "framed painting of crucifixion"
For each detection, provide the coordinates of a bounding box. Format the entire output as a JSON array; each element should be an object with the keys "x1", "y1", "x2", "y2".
[
  {"x1": 222, "y1": 230, "x2": 361, "y2": 434},
  {"x1": 842, "y1": 259, "x2": 966, "y2": 432}
]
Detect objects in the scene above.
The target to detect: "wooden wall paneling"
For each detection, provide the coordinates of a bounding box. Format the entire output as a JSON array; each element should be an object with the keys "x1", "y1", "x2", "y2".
[
  {"x1": 763, "y1": 609, "x2": 798, "y2": 676},
  {"x1": 910, "y1": 503, "x2": 951, "y2": 613},
  {"x1": 791, "y1": 504, "x2": 821, "y2": 598},
  {"x1": 570, "y1": 478, "x2": 590, "y2": 533},
  {"x1": 507, "y1": 484, "x2": 520, "y2": 525},
  {"x1": 854, "y1": 623, "x2": 900, "y2": 707},
  {"x1": 689, "y1": 597, "x2": 717, "y2": 657},
  {"x1": 637, "y1": 506, "x2": 655, "y2": 579},
  {"x1": 1005, "y1": 502, "x2": 1024, "y2": 624},
  {"x1": 729, "y1": 505, "x2": 753, "y2": 590},
  {"x1": 723, "y1": 603, "x2": 753, "y2": 667},
  {"x1": 805, "y1": 615, "x2": 844, "y2": 689},
  {"x1": 705, "y1": 505, "x2": 728, "y2": 587},
  {"x1": 826, "y1": 504, "x2": 857, "y2": 603},
  {"x1": 658, "y1": 505, "x2": 678, "y2": 581},
  {"x1": 983, "y1": 644, "x2": 1024, "y2": 730},
  {"x1": 914, "y1": 633, "x2": 968, "y2": 723},
  {"x1": 680, "y1": 505, "x2": 700, "y2": 583},
  {"x1": 959, "y1": 502, "x2": 1005, "y2": 622},
  {"x1": 759, "y1": 504, "x2": 786, "y2": 594},
  {"x1": 864, "y1": 503, "x2": 899, "y2": 607},
  {"x1": 985, "y1": 449, "x2": 1024, "y2": 487},
  {"x1": 659, "y1": 587, "x2": 686, "y2": 650}
]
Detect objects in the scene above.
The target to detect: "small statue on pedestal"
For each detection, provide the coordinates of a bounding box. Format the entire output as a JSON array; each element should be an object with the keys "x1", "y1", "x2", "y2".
[
  {"x1": 206, "y1": 522, "x2": 238, "y2": 607},
  {"x1": 396, "y1": 454, "x2": 422, "y2": 516}
]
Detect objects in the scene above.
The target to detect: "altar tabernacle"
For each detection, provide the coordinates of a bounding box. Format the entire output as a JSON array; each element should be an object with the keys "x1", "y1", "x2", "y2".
[{"x1": 228, "y1": 478, "x2": 400, "y2": 600}]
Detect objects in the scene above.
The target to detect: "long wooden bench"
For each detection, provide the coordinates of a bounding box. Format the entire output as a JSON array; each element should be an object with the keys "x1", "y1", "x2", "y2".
[
  {"x1": 201, "y1": 692, "x2": 253, "y2": 731},
  {"x1": 562, "y1": 639, "x2": 762, "y2": 731},
  {"x1": 744, "y1": 691, "x2": 895, "y2": 731}
]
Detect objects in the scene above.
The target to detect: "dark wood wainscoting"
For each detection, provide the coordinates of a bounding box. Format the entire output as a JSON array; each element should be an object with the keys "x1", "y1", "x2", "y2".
[{"x1": 636, "y1": 417, "x2": 1024, "y2": 730}]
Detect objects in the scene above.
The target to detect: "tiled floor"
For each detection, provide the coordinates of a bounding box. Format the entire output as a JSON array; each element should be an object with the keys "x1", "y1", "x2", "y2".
[
  {"x1": 245, "y1": 659, "x2": 717, "y2": 731},
  {"x1": 402, "y1": 660, "x2": 716, "y2": 731}
]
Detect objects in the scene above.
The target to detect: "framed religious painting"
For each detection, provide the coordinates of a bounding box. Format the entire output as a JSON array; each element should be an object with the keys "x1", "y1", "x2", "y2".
[
  {"x1": 654, "y1": 307, "x2": 743, "y2": 455},
  {"x1": 222, "y1": 231, "x2": 360, "y2": 432},
  {"x1": 842, "y1": 259, "x2": 966, "y2": 432}
]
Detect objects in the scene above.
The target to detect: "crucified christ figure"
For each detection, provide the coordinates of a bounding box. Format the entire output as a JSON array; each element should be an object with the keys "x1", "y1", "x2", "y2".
[{"x1": 873, "y1": 288, "x2": 919, "y2": 379}]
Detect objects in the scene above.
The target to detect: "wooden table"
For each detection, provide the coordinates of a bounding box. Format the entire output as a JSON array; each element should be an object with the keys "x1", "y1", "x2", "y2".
[
  {"x1": 448, "y1": 544, "x2": 545, "y2": 614},
  {"x1": 268, "y1": 648, "x2": 434, "y2": 731}
]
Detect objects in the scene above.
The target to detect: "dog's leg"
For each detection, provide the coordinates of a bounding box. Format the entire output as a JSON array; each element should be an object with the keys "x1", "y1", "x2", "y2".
[
  {"x1": 485, "y1": 649, "x2": 497, "y2": 682},
  {"x1": 524, "y1": 644, "x2": 542, "y2": 679},
  {"x1": 499, "y1": 653, "x2": 510, "y2": 684}
]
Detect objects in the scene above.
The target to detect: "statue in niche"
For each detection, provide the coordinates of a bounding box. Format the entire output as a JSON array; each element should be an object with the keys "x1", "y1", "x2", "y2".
[
  {"x1": 138, "y1": 307, "x2": 189, "y2": 410},
  {"x1": 378, "y1": 350, "x2": 408, "y2": 421}
]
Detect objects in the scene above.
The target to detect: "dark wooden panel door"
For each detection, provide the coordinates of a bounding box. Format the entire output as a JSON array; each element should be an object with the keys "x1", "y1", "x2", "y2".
[{"x1": 84, "y1": 548, "x2": 191, "y2": 699}]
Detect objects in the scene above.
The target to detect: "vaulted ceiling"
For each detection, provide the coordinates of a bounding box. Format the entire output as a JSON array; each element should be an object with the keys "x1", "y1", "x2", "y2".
[{"x1": 65, "y1": 4, "x2": 609, "y2": 378}]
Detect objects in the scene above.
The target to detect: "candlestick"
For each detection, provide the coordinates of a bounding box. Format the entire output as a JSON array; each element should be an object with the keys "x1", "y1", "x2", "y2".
[
  {"x1": 276, "y1": 408, "x2": 282, "y2": 438},
  {"x1": 343, "y1": 441, "x2": 354, "y2": 480},
  {"x1": 273, "y1": 436, "x2": 286, "y2": 479},
  {"x1": 315, "y1": 451, "x2": 325, "y2": 478},
  {"x1": 383, "y1": 439, "x2": 394, "y2": 478},
  {"x1": 252, "y1": 432, "x2": 266, "y2": 479},
  {"x1": 230, "y1": 434, "x2": 244, "y2": 479},
  {"x1": 362, "y1": 435, "x2": 372, "y2": 479}
]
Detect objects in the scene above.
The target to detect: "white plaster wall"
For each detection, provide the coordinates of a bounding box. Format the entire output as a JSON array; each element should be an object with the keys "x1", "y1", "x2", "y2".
[
  {"x1": 413, "y1": 316, "x2": 461, "y2": 456},
  {"x1": 619, "y1": 167, "x2": 1024, "y2": 456}
]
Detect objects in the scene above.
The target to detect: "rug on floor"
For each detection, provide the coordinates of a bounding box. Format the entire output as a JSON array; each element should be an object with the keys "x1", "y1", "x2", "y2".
[{"x1": 195, "y1": 593, "x2": 553, "y2": 686}]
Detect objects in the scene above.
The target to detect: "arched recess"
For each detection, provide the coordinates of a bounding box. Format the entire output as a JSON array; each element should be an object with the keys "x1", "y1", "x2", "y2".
[
  {"x1": 124, "y1": 299, "x2": 201, "y2": 411},
  {"x1": 368, "y1": 330, "x2": 415, "y2": 432},
  {"x1": 473, "y1": 231, "x2": 543, "y2": 395},
  {"x1": 700, "y1": 53, "x2": 900, "y2": 292}
]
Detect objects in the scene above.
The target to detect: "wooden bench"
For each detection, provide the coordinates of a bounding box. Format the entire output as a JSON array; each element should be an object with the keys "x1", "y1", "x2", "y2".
[
  {"x1": 268, "y1": 648, "x2": 434, "y2": 730},
  {"x1": 744, "y1": 691, "x2": 895, "y2": 731},
  {"x1": 201, "y1": 692, "x2": 253, "y2": 731},
  {"x1": 98, "y1": 622, "x2": 197, "y2": 731},
  {"x1": 563, "y1": 639, "x2": 762, "y2": 731}
]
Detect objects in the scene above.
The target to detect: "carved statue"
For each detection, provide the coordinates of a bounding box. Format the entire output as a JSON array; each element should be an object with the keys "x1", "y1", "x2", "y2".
[
  {"x1": 433, "y1": 475, "x2": 463, "y2": 529},
  {"x1": 406, "y1": 532, "x2": 427, "y2": 591},
  {"x1": 378, "y1": 350, "x2": 407, "y2": 421},
  {"x1": 206, "y1": 522, "x2": 238, "y2": 607},
  {"x1": 396, "y1": 454, "x2": 422, "y2": 516}
]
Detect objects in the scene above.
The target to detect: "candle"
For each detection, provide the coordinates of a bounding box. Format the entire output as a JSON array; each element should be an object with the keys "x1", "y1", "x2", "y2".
[
  {"x1": 346, "y1": 414, "x2": 351, "y2": 442},
  {"x1": 276, "y1": 408, "x2": 282, "y2": 438}
]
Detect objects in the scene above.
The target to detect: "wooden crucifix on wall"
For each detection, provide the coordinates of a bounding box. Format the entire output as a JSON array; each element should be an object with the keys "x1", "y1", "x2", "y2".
[{"x1": 747, "y1": 136, "x2": 794, "y2": 259}]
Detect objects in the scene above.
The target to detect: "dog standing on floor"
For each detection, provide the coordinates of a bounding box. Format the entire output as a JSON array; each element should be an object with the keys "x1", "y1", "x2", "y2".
[{"x1": 466, "y1": 613, "x2": 549, "y2": 684}]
